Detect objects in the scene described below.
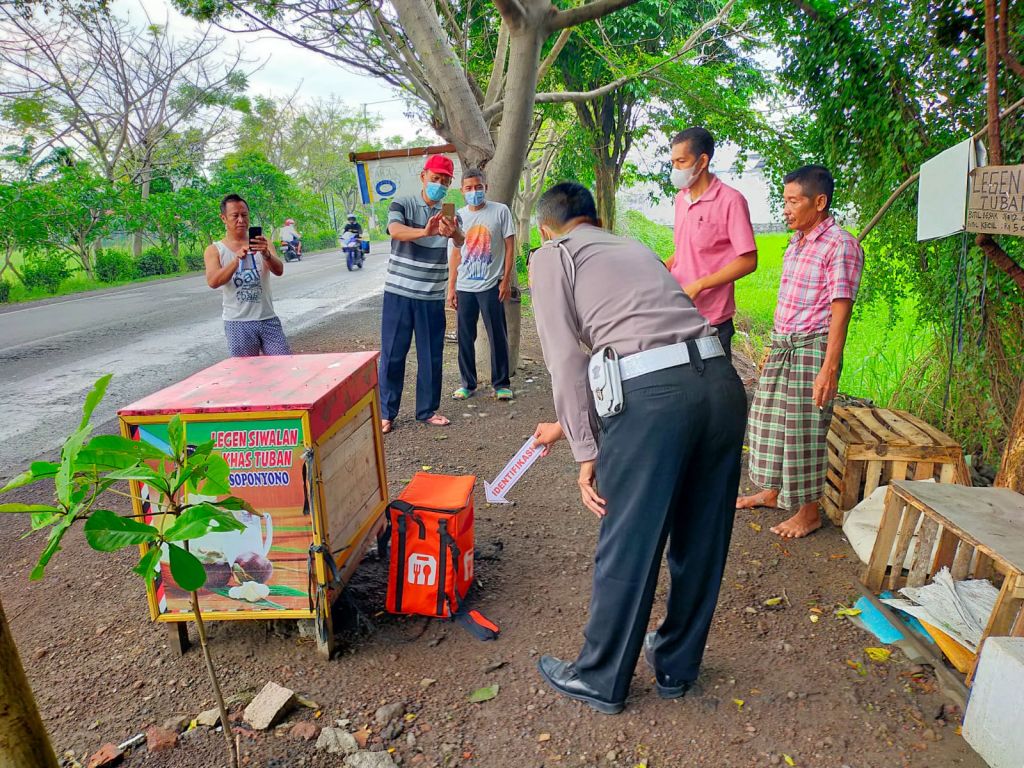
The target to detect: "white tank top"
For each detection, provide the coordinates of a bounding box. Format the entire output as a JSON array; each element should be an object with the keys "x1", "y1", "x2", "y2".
[{"x1": 215, "y1": 241, "x2": 277, "y2": 322}]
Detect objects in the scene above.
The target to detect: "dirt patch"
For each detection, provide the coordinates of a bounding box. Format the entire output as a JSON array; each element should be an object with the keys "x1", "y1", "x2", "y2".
[{"x1": 1, "y1": 299, "x2": 982, "y2": 768}]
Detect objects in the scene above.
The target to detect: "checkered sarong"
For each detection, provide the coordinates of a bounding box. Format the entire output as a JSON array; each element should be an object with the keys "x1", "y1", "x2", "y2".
[{"x1": 747, "y1": 331, "x2": 833, "y2": 510}]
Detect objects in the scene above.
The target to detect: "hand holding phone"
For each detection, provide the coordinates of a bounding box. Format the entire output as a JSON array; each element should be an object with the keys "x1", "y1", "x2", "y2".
[{"x1": 441, "y1": 203, "x2": 455, "y2": 219}]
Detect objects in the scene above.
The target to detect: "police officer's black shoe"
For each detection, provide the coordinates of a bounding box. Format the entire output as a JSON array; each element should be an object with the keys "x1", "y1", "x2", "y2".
[
  {"x1": 537, "y1": 655, "x2": 624, "y2": 715},
  {"x1": 643, "y1": 631, "x2": 693, "y2": 700}
]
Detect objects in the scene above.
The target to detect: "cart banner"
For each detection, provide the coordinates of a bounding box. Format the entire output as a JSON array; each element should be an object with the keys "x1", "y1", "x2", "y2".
[
  {"x1": 132, "y1": 418, "x2": 313, "y2": 617},
  {"x1": 356, "y1": 152, "x2": 463, "y2": 204}
]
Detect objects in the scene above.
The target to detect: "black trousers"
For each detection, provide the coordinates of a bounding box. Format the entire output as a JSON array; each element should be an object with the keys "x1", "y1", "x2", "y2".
[
  {"x1": 713, "y1": 318, "x2": 735, "y2": 361},
  {"x1": 574, "y1": 353, "x2": 747, "y2": 703},
  {"x1": 456, "y1": 286, "x2": 511, "y2": 390}
]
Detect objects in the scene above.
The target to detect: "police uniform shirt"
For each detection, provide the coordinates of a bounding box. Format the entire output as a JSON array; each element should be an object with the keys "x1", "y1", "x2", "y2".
[{"x1": 529, "y1": 224, "x2": 711, "y2": 462}]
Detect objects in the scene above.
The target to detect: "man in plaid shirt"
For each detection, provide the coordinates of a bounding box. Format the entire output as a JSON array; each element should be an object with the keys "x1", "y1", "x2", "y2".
[{"x1": 737, "y1": 165, "x2": 864, "y2": 538}]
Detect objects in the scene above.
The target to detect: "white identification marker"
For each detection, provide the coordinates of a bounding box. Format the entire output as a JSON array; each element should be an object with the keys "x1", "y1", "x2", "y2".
[{"x1": 484, "y1": 436, "x2": 544, "y2": 504}]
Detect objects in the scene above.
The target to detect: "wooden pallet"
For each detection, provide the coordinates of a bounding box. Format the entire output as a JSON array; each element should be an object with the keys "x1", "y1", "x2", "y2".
[
  {"x1": 822, "y1": 407, "x2": 969, "y2": 526},
  {"x1": 863, "y1": 480, "x2": 1024, "y2": 683}
]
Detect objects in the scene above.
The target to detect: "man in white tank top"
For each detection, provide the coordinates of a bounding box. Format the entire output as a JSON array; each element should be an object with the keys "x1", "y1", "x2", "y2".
[{"x1": 204, "y1": 194, "x2": 291, "y2": 356}]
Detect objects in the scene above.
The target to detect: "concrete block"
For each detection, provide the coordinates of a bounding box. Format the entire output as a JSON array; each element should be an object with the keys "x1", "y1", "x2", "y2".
[
  {"x1": 963, "y1": 637, "x2": 1024, "y2": 768},
  {"x1": 243, "y1": 681, "x2": 295, "y2": 730}
]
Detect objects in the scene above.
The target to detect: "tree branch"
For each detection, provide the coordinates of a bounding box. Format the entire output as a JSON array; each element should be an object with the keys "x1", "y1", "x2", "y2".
[
  {"x1": 977, "y1": 235, "x2": 1024, "y2": 291},
  {"x1": 548, "y1": 0, "x2": 643, "y2": 31},
  {"x1": 535, "y1": 0, "x2": 735, "y2": 106},
  {"x1": 484, "y1": 19, "x2": 510, "y2": 107},
  {"x1": 492, "y1": 0, "x2": 527, "y2": 25},
  {"x1": 537, "y1": 27, "x2": 571, "y2": 82}
]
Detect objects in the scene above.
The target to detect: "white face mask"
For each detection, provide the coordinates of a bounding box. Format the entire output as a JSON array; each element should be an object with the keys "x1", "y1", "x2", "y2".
[{"x1": 670, "y1": 162, "x2": 702, "y2": 191}]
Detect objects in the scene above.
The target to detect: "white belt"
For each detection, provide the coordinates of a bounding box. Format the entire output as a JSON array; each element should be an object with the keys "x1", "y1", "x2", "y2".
[{"x1": 618, "y1": 337, "x2": 725, "y2": 381}]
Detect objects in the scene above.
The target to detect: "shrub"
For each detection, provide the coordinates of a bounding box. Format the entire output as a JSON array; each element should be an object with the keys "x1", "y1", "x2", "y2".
[
  {"x1": 183, "y1": 251, "x2": 206, "y2": 272},
  {"x1": 95, "y1": 248, "x2": 137, "y2": 283},
  {"x1": 303, "y1": 229, "x2": 339, "y2": 251},
  {"x1": 0, "y1": 279, "x2": 10, "y2": 303},
  {"x1": 135, "y1": 245, "x2": 180, "y2": 277},
  {"x1": 21, "y1": 252, "x2": 72, "y2": 294}
]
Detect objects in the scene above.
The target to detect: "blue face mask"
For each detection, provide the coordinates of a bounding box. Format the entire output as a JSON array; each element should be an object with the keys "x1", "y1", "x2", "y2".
[
  {"x1": 425, "y1": 182, "x2": 448, "y2": 202},
  {"x1": 465, "y1": 190, "x2": 486, "y2": 207}
]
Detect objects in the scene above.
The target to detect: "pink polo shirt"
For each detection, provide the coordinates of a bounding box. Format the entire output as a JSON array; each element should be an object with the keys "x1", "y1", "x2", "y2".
[{"x1": 670, "y1": 176, "x2": 757, "y2": 325}]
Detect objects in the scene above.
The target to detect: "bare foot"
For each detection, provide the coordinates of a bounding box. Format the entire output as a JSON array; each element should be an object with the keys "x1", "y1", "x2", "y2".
[
  {"x1": 381, "y1": 419, "x2": 393, "y2": 434},
  {"x1": 770, "y1": 503, "x2": 823, "y2": 538},
  {"x1": 736, "y1": 489, "x2": 779, "y2": 509},
  {"x1": 423, "y1": 413, "x2": 450, "y2": 427}
]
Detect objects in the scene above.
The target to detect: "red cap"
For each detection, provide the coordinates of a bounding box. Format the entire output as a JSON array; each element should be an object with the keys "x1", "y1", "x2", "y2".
[{"x1": 423, "y1": 154, "x2": 454, "y2": 177}]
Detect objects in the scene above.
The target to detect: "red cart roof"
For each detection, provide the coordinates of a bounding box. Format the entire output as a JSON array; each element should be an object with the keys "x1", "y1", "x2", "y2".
[{"x1": 119, "y1": 353, "x2": 379, "y2": 436}]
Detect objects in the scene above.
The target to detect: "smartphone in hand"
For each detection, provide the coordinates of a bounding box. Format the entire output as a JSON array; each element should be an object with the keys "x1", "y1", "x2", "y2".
[
  {"x1": 441, "y1": 203, "x2": 455, "y2": 220},
  {"x1": 248, "y1": 226, "x2": 262, "y2": 247}
]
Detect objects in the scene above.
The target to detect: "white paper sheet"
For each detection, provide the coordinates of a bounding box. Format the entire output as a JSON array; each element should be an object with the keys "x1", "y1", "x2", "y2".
[{"x1": 881, "y1": 567, "x2": 999, "y2": 651}]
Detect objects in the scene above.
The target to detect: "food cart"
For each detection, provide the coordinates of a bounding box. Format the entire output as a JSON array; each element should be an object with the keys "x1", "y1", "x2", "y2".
[{"x1": 117, "y1": 352, "x2": 388, "y2": 657}]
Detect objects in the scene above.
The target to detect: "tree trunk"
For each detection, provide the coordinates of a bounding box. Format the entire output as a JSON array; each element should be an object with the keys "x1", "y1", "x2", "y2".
[
  {"x1": 0, "y1": 595, "x2": 59, "y2": 768},
  {"x1": 995, "y1": 381, "x2": 1024, "y2": 492},
  {"x1": 486, "y1": 26, "x2": 544, "y2": 204},
  {"x1": 390, "y1": 0, "x2": 494, "y2": 168},
  {"x1": 133, "y1": 172, "x2": 152, "y2": 258},
  {"x1": 593, "y1": 158, "x2": 619, "y2": 232}
]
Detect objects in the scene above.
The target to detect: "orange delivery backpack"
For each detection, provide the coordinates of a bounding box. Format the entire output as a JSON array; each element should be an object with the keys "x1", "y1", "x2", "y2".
[{"x1": 384, "y1": 473, "x2": 498, "y2": 640}]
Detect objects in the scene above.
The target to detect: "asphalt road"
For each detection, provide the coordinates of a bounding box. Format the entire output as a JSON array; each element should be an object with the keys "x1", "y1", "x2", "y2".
[{"x1": 0, "y1": 245, "x2": 389, "y2": 477}]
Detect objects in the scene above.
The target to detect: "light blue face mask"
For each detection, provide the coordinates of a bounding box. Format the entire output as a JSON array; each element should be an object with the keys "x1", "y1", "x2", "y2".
[
  {"x1": 425, "y1": 181, "x2": 448, "y2": 202},
  {"x1": 465, "y1": 189, "x2": 486, "y2": 207}
]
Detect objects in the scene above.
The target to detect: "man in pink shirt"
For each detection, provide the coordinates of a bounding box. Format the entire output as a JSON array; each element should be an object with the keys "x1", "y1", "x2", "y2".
[
  {"x1": 667, "y1": 127, "x2": 758, "y2": 360},
  {"x1": 737, "y1": 165, "x2": 864, "y2": 538}
]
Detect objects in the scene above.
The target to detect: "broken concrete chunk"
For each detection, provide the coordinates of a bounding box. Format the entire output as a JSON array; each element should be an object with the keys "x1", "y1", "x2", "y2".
[
  {"x1": 344, "y1": 751, "x2": 398, "y2": 768},
  {"x1": 315, "y1": 727, "x2": 359, "y2": 756},
  {"x1": 243, "y1": 681, "x2": 295, "y2": 730}
]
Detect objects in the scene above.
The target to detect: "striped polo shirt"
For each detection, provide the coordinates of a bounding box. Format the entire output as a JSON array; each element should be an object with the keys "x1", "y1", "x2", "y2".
[{"x1": 385, "y1": 195, "x2": 457, "y2": 301}]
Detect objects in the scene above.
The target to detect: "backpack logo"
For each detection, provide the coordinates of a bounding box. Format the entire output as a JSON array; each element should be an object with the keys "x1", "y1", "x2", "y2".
[
  {"x1": 462, "y1": 549, "x2": 474, "y2": 581},
  {"x1": 407, "y1": 554, "x2": 437, "y2": 586}
]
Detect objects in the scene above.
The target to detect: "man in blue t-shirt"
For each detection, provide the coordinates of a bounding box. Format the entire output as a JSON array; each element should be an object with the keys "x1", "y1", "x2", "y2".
[
  {"x1": 380, "y1": 153, "x2": 464, "y2": 434},
  {"x1": 447, "y1": 167, "x2": 516, "y2": 401}
]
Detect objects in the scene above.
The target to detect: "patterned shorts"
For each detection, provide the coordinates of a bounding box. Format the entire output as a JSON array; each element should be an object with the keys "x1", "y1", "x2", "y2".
[
  {"x1": 747, "y1": 331, "x2": 834, "y2": 510},
  {"x1": 224, "y1": 317, "x2": 291, "y2": 357}
]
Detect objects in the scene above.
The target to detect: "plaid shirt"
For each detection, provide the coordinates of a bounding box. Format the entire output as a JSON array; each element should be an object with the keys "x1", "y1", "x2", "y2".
[{"x1": 773, "y1": 217, "x2": 864, "y2": 334}]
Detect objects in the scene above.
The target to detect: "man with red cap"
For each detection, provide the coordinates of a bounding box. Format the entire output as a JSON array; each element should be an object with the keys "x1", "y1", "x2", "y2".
[{"x1": 380, "y1": 153, "x2": 465, "y2": 433}]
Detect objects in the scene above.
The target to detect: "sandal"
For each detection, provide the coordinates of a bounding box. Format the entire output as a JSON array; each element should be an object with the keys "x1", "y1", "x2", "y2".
[
  {"x1": 452, "y1": 387, "x2": 475, "y2": 400},
  {"x1": 423, "y1": 414, "x2": 450, "y2": 427},
  {"x1": 381, "y1": 419, "x2": 393, "y2": 434},
  {"x1": 495, "y1": 388, "x2": 514, "y2": 401}
]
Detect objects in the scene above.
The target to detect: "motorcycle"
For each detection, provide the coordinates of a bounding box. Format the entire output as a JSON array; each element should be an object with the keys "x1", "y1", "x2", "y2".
[
  {"x1": 281, "y1": 238, "x2": 302, "y2": 262},
  {"x1": 342, "y1": 232, "x2": 365, "y2": 271}
]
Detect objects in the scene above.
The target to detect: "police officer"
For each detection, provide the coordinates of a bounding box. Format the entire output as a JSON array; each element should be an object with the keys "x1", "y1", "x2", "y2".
[{"x1": 530, "y1": 182, "x2": 746, "y2": 714}]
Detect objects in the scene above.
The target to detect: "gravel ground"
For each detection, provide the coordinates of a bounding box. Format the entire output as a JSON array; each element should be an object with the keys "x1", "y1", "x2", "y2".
[{"x1": 1, "y1": 297, "x2": 983, "y2": 768}]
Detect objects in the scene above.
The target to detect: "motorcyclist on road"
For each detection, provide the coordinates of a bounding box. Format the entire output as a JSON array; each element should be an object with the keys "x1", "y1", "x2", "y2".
[
  {"x1": 279, "y1": 218, "x2": 302, "y2": 255},
  {"x1": 343, "y1": 213, "x2": 363, "y2": 239}
]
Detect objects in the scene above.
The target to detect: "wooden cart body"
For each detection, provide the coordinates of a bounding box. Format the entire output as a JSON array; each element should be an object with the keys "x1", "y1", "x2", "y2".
[{"x1": 117, "y1": 353, "x2": 388, "y2": 656}]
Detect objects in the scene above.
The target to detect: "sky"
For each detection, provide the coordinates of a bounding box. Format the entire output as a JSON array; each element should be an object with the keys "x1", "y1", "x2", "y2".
[
  {"x1": 110, "y1": 0, "x2": 775, "y2": 221},
  {"x1": 112, "y1": 0, "x2": 437, "y2": 143}
]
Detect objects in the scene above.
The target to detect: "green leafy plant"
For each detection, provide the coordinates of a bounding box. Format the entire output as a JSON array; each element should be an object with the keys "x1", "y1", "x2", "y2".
[
  {"x1": 0, "y1": 375, "x2": 248, "y2": 768},
  {"x1": 94, "y1": 247, "x2": 137, "y2": 283},
  {"x1": 135, "y1": 245, "x2": 179, "y2": 277},
  {"x1": 182, "y1": 250, "x2": 206, "y2": 271},
  {"x1": 20, "y1": 251, "x2": 72, "y2": 294}
]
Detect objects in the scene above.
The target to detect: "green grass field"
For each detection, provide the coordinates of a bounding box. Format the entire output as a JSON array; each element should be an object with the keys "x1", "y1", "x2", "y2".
[{"x1": 618, "y1": 210, "x2": 922, "y2": 405}]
